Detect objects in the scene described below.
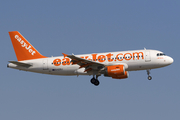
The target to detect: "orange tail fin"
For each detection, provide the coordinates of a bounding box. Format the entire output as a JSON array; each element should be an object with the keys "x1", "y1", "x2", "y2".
[{"x1": 9, "y1": 31, "x2": 47, "y2": 61}]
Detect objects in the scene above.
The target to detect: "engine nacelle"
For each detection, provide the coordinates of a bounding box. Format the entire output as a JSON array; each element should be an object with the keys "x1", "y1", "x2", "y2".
[
  {"x1": 104, "y1": 65, "x2": 128, "y2": 79},
  {"x1": 111, "y1": 71, "x2": 129, "y2": 79}
]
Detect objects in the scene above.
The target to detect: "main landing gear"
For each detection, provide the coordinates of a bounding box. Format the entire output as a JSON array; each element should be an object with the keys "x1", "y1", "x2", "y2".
[
  {"x1": 91, "y1": 75, "x2": 100, "y2": 86},
  {"x1": 147, "y1": 70, "x2": 152, "y2": 80}
]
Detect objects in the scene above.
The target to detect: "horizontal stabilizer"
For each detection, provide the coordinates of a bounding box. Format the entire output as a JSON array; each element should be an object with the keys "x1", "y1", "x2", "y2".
[{"x1": 8, "y1": 61, "x2": 32, "y2": 67}]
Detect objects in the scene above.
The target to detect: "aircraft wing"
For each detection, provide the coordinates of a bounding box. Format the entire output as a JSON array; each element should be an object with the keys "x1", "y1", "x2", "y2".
[{"x1": 62, "y1": 53, "x2": 105, "y2": 72}]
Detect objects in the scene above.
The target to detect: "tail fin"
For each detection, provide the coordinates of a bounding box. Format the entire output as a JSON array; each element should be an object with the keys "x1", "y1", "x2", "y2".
[{"x1": 9, "y1": 31, "x2": 46, "y2": 61}]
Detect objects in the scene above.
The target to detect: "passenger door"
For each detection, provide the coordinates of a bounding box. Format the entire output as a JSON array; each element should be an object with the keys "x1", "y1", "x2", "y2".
[{"x1": 145, "y1": 51, "x2": 151, "y2": 62}]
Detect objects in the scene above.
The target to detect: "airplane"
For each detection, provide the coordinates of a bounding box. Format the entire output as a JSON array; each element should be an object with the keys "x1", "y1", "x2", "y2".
[{"x1": 7, "y1": 31, "x2": 174, "y2": 86}]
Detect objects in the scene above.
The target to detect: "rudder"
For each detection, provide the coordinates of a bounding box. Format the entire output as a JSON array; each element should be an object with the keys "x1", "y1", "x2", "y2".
[{"x1": 9, "y1": 31, "x2": 46, "y2": 61}]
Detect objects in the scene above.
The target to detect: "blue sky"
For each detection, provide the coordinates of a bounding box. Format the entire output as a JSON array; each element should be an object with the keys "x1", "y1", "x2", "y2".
[{"x1": 1, "y1": 0, "x2": 179, "y2": 120}]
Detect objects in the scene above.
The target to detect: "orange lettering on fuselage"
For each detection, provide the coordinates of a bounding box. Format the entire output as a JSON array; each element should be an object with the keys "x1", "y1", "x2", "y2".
[
  {"x1": 124, "y1": 53, "x2": 132, "y2": 61},
  {"x1": 92, "y1": 54, "x2": 97, "y2": 61},
  {"x1": 85, "y1": 56, "x2": 91, "y2": 61},
  {"x1": 106, "y1": 53, "x2": 113, "y2": 62},
  {"x1": 98, "y1": 55, "x2": 106, "y2": 62},
  {"x1": 53, "y1": 52, "x2": 144, "y2": 66},
  {"x1": 133, "y1": 52, "x2": 144, "y2": 60},
  {"x1": 53, "y1": 59, "x2": 61, "y2": 66},
  {"x1": 62, "y1": 58, "x2": 71, "y2": 65},
  {"x1": 116, "y1": 53, "x2": 123, "y2": 61}
]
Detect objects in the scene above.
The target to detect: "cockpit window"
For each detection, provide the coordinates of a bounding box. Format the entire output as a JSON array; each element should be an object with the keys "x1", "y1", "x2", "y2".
[{"x1": 157, "y1": 53, "x2": 166, "y2": 56}]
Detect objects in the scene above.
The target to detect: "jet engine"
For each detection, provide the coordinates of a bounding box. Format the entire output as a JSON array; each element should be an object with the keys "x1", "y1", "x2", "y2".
[{"x1": 104, "y1": 65, "x2": 128, "y2": 79}]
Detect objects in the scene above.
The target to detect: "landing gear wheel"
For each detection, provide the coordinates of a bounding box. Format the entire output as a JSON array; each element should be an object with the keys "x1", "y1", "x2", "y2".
[
  {"x1": 148, "y1": 76, "x2": 152, "y2": 80},
  {"x1": 90, "y1": 77, "x2": 100, "y2": 86},
  {"x1": 91, "y1": 78, "x2": 96, "y2": 84},
  {"x1": 94, "y1": 80, "x2": 100, "y2": 86}
]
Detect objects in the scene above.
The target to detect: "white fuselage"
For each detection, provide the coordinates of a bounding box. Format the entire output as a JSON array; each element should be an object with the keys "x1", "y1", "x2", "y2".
[{"x1": 8, "y1": 49, "x2": 173, "y2": 76}]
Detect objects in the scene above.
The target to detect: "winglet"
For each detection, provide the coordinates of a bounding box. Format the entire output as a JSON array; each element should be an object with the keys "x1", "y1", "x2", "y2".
[{"x1": 62, "y1": 53, "x2": 68, "y2": 58}]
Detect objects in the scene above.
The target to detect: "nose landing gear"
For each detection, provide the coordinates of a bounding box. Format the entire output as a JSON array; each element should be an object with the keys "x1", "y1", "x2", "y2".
[{"x1": 147, "y1": 70, "x2": 152, "y2": 80}]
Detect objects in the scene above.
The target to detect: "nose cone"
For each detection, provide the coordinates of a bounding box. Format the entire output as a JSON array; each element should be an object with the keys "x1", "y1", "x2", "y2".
[{"x1": 167, "y1": 56, "x2": 174, "y2": 65}]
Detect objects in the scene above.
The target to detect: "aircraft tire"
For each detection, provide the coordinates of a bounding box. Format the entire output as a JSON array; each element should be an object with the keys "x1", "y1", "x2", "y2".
[
  {"x1": 91, "y1": 78, "x2": 96, "y2": 84},
  {"x1": 90, "y1": 78, "x2": 100, "y2": 86},
  {"x1": 148, "y1": 76, "x2": 152, "y2": 80},
  {"x1": 94, "y1": 80, "x2": 100, "y2": 86}
]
